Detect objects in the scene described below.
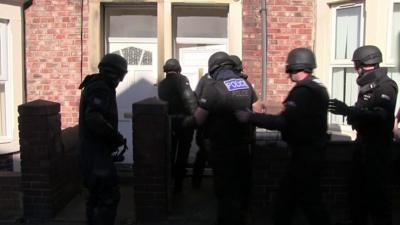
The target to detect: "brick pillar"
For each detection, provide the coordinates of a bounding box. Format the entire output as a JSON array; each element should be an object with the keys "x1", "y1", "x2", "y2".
[
  {"x1": 133, "y1": 97, "x2": 170, "y2": 221},
  {"x1": 18, "y1": 99, "x2": 63, "y2": 220}
]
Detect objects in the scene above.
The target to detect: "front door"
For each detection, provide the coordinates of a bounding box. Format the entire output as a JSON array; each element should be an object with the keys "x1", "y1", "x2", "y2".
[
  {"x1": 179, "y1": 44, "x2": 227, "y2": 89},
  {"x1": 105, "y1": 5, "x2": 157, "y2": 164},
  {"x1": 108, "y1": 39, "x2": 157, "y2": 164}
]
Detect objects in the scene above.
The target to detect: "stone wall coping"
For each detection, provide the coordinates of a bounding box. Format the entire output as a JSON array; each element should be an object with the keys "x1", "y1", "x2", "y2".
[
  {"x1": 132, "y1": 97, "x2": 168, "y2": 115},
  {"x1": 18, "y1": 99, "x2": 60, "y2": 116},
  {"x1": 0, "y1": 171, "x2": 21, "y2": 178}
]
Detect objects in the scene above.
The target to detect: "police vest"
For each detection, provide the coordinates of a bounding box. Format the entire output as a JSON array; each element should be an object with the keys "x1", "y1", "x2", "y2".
[
  {"x1": 352, "y1": 69, "x2": 398, "y2": 142},
  {"x1": 215, "y1": 77, "x2": 253, "y2": 111},
  {"x1": 204, "y1": 73, "x2": 255, "y2": 144},
  {"x1": 281, "y1": 76, "x2": 329, "y2": 145}
]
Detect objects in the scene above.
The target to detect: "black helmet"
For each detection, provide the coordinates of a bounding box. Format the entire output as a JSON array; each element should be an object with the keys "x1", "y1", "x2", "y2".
[
  {"x1": 352, "y1": 45, "x2": 382, "y2": 68},
  {"x1": 285, "y1": 48, "x2": 316, "y2": 73},
  {"x1": 230, "y1": 55, "x2": 243, "y2": 72},
  {"x1": 98, "y1": 53, "x2": 128, "y2": 78},
  {"x1": 208, "y1": 51, "x2": 233, "y2": 74},
  {"x1": 163, "y1": 58, "x2": 181, "y2": 73}
]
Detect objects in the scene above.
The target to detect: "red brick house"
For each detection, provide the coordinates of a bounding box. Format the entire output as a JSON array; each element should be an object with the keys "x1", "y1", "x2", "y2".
[
  {"x1": 0, "y1": 0, "x2": 315, "y2": 167},
  {"x1": 1, "y1": 0, "x2": 399, "y2": 166},
  {"x1": 1, "y1": 0, "x2": 400, "y2": 221}
]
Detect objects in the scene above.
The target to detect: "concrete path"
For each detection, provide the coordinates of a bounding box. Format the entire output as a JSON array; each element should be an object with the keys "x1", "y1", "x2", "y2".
[{"x1": 2, "y1": 176, "x2": 400, "y2": 225}]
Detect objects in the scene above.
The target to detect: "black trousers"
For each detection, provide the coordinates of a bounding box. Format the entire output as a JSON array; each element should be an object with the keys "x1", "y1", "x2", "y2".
[
  {"x1": 273, "y1": 145, "x2": 330, "y2": 225},
  {"x1": 210, "y1": 142, "x2": 252, "y2": 225},
  {"x1": 192, "y1": 128, "x2": 211, "y2": 186},
  {"x1": 81, "y1": 151, "x2": 120, "y2": 225},
  {"x1": 349, "y1": 142, "x2": 392, "y2": 225},
  {"x1": 171, "y1": 117, "x2": 194, "y2": 187}
]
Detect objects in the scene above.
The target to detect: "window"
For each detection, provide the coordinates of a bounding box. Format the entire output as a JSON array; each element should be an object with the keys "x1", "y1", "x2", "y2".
[
  {"x1": 330, "y1": 3, "x2": 364, "y2": 124},
  {"x1": 388, "y1": 1, "x2": 400, "y2": 110},
  {"x1": 389, "y1": 1, "x2": 400, "y2": 64},
  {"x1": 388, "y1": 68, "x2": 400, "y2": 109},
  {"x1": 0, "y1": 19, "x2": 10, "y2": 140},
  {"x1": 173, "y1": 6, "x2": 228, "y2": 88},
  {"x1": 104, "y1": 5, "x2": 157, "y2": 53}
]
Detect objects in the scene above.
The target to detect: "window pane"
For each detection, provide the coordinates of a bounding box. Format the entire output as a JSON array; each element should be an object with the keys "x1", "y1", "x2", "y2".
[
  {"x1": 0, "y1": 35, "x2": 2, "y2": 77},
  {"x1": 107, "y1": 6, "x2": 157, "y2": 38},
  {"x1": 392, "y1": 3, "x2": 400, "y2": 62},
  {"x1": 388, "y1": 68, "x2": 400, "y2": 112},
  {"x1": 0, "y1": 83, "x2": 5, "y2": 136},
  {"x1": 330, "y1": 67, "x2": 358, "y2": 124},
  {"x1": 0, "y1": 21, "x2": 6, "y2": 79},
  {"x1": 335, "y1": 6, "x2": 361, "y2": 60},
  {"x1": 174, "y1": 6, "x2": 228, "y2": 38}
]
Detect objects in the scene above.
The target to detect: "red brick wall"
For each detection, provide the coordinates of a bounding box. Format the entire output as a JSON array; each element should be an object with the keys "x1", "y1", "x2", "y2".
[
  {"x1": 252, "y1": 138, "x2": 400, "y2": 222},
  {"x1": 243, "y1": 0, "x2": 314, "y2": 111},
  {"x1": 24, "y1": 0, "x2": 313, "y2": 127},
  {"x1": 0, "y1": 172, "x2": 22, "y2": 219},
  {"x1": 24, "y1": 0, "x2": 89, "y2": 128},
  {"x1": 18, "y1": 100, "x2": 81, "y2": 219}
]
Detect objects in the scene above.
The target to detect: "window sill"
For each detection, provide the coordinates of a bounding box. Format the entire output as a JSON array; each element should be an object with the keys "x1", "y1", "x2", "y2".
[
  {"x1": 0, "y1": 138, "x2": 20, "y2": 155},
  {"x1": 0, "y1": 137, "x2": 12, "y2": 144},
  {"x1": 328, "y1": 124, "x2": 356, "y2": 141}
]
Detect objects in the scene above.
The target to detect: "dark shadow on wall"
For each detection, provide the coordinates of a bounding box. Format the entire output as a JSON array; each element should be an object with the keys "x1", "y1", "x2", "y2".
[
  {"x1": 51, "y1": 125, "x2": 82, "y2": 216},
  {"x1": 115, "y1": 77, "x2": 158, "y2": 168}
]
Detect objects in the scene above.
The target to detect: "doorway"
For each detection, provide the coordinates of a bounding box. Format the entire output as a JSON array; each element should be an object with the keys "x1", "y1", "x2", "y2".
[
  {"x1": 172, "y1": 5, "x2": 228, "y2": 89},
  {"x1": 104, "y1": 5, "x2": 158, "y2": 165}
]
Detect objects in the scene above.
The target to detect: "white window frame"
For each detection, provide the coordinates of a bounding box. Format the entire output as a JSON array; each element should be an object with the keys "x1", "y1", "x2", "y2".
[
  {"x1": 330, "y1": 2, "x2": 364, "y2": 66},
  {"x1": 387, "y1": 0, "x2": 400, "y2": 66},
  {"x1": 175, "y1": 37, "x2": 227, "y2": 45},
  {"x1": 0, "y1": 19, "x2": 12, "y2": 142},
  {"x1": 329, "y1": 3, "x2": 364, "y2": 127},
  {"x1": 172, "y1": 5, "x2": 229, "y2": 55}
]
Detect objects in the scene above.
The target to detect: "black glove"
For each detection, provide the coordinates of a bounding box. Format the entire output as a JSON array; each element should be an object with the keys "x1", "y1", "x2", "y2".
[
  {"x1": 112, "y1": 140, "x2": 128, "y2": 162},
  {"x1": 328, "y1": 99, "x2": 350, "y2": 116},
  {"x1": 116, "y1": 132, "x2": 126, "y2": 147},
  {"x1": 235, "y1": 110, "x2": 252, "y2": 123}
]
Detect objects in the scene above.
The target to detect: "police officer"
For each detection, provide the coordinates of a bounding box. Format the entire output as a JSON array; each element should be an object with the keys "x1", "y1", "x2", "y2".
[
  {"x1": 329, "y1": 45, "x2": 397, "y2": 225},
  {"x1": 78, "y1": 53, "x2": 128, "y2": 225},
  {"x1": 236, "y1": 48, "x2": 331, "y2": 225},
  {"x1": 191, "y1": 54, "x2": 262, "y2": 189},
  {"x1": 191, "y1": 71, "x2": 213, "y2": 189},
  {"x1": 190, "y1": 51, "x2": 258, "y2": 225},
  {"x1": 158, "y1": 58, "x2": 197, "y2": 193}
]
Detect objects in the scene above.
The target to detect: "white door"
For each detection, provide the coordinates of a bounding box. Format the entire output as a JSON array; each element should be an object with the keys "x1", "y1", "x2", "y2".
[
  {"x1": 109, "y1": 38, "x2": 158, "y2": 164},
  {"x1": 179, "y1": 44, "x2": 227, "y2": 89}
]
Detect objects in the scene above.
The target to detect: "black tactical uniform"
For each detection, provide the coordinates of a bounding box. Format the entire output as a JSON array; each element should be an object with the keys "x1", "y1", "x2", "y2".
[
  {"x1": 158, "y1": 58, "x2": 197, "y2": 193},
  {"x1": 78, "y1": 54, "x2": 127, "y2": 225},
  {"x1": 330, "y1": 45, "x2": 398, "y2": 225},
  {"x1": 195, "y1": 51, "x2": 257, "y2": 225},
  {"x1": 192, "y1": 55, "x2": 252, "y2": 188},
  {"x1": 192, "y1": 73, "x2": 213, "y2": 188},
  {"x1": 237, "y1": 48, "x2": 331, "y2": 225},
  {"x1": 252, "y1": 76, "x2": 330, "y2": 225}
]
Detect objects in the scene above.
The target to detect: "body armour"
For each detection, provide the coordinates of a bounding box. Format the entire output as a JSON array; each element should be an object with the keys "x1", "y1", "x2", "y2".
[
  {"x1": 158, "y1": 72, "x2": 197, "y2": 116},
  {"x1": 78, "y1": 73, "x2": 125, "y2": 187},
  {"x1": 199, "y1": 69, "x2": 257, "y2": 144},
  {"x1": 281, "y1": 75, "x2": 329, "y2": 145},
  {"x1": 347, "y1": 68, "x2": 398, "y2": 142},
  {"x1": 78, "y1": 74, "x2": 123, "y2": 150}
]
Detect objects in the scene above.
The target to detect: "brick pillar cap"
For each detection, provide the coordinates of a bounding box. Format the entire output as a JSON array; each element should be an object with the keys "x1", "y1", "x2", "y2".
[
  {"x1": 18, "y1": 99, "x2": 60, "y2": 116},
  {"x1": 132, "y1": 97, "x2": 168, "y2": 115}
]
